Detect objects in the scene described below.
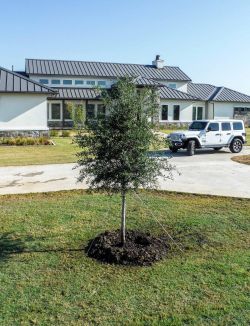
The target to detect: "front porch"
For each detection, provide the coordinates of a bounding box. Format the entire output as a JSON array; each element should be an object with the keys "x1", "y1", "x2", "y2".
[{"x1": 47, "y1": 99, "x2": 105, "y2": 129}]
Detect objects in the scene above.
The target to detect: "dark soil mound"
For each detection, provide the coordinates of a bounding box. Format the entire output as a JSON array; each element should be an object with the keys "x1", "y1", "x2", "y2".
[{"x1": 85, "y1": 230, "x2": 169, "y2": 266}]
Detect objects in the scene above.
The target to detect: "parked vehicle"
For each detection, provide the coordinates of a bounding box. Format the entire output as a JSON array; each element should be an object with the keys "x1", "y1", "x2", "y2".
[{"x1": 168, "y1": 120, "x2": 246, "y2": 155}]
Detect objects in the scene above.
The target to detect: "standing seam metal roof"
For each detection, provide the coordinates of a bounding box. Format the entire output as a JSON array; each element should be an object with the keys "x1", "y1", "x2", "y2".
[
  {"x1": 187, "y1": 83, "x2": 250, "y2": 103},
  {"x1": 49, "y1": 85, "x2": 199, "y2": 101},
  {"x1": 25, "y1": 59, "x2": 191, "y2": 81},
  {"x1": 0, "y1": 66, "x2": 56, "y2": 94}
]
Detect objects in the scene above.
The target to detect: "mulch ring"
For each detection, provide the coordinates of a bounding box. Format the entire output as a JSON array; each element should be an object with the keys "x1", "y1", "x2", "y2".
[{"x1": 85, "y1": 230, "x2": 169, "y2": 266}]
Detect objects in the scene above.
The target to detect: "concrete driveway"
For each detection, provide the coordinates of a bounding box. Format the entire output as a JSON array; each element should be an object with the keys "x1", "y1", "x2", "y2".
[{"x1": 0, "y1": 147, "x2": 249, "y2": 198}]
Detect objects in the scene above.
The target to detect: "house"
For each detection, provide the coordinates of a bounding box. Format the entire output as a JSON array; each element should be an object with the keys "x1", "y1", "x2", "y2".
[
  {"x1": 0, "y1": 67, "x2": 56, "y2": 136},
  {"x1": 1, "y1": 55, "x2": 250, "y2": 134}
]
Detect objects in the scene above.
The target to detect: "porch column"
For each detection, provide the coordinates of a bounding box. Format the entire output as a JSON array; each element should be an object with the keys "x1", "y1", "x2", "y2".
[{"x1": 62, "y1": 100, "x2": 65, "y2": 128}]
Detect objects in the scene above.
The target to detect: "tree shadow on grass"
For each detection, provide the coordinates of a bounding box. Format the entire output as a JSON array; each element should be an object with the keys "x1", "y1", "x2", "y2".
[
  {"x1": 0, "y1": 232, "x2": 26, "y2": 262},
  {"x1": 0, "y1": 232, "x2": 84, "y2": 263}
]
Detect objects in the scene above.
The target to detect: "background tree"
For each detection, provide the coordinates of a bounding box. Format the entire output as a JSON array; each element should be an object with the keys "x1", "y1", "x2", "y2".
[
  {"x1": 66, "y1": 102, "x2": 86, "y2": 129},
  {"x1": 75, "y1": 78, "x2": 173, "y2": 245}
]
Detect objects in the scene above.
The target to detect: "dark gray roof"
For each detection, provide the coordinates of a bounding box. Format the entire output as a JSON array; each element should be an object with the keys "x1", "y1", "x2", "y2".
[
  {"x1": 160, "y1": 86, "x2": 199, "y2": 100},
  {"x1": 187, "y1": 83, "x2": 250, "y2": 103},
  {"x1": 213, "y1": 87, "x2": 250, "y2": 102},
  {"x1": 133, "y1": 76, "x2": 164, "y2": 86},
  {"x1": 187, "y1": 83, "x2": 217, "y2": 101},
  {"x1": 49, "y1": 88, "x2": 101, "y2": 100},
  {"x1": 25, "y1": 58, "x2": 191, "y2": 81},
  {"x1": 51, "y1": 86, "x2": 198, "y2": 101},
  {"x1": 0, "y1": 66, "x2": 56, "y2": 94}
]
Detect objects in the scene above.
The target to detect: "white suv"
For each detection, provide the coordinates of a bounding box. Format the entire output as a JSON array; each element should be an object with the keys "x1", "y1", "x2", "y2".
[{"x1": 168, "y1": 120, "x2": 246, "y2": 156}]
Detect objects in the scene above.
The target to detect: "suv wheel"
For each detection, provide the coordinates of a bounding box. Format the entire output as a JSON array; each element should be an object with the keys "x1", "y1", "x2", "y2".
[
  {"x1": 230, "y1": 138, "x2": 243, "y2": 153},
  {"x1": 187, "y1": 140, "x2": 195, "y2": 156}
]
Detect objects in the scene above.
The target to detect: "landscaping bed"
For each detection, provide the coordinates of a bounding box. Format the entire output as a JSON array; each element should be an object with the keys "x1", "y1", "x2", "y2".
[
  {"x1": 231, "y1": 154, "x2": 250, "y2": 165},
  {"x1": 86, "y1": 229, "x2": 169, "y2": 266},
  {"x1": 0, "y1": 137, "x2": 52, "y2": 146}
]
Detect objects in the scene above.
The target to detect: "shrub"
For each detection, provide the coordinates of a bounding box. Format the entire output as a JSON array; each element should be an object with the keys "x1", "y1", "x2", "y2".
[
  {"x1": 61, "y1": 130, "x2": 71, "y2": 137},
  {"x1": 0, "y1": 137, "x2": 52, "y2": 146},
  {"x1": 50, "y1": 130, "x2": 59, "y2": 137}
]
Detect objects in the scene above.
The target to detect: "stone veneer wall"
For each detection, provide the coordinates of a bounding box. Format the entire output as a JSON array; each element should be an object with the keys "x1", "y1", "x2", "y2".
[{"x1": 0, "y1": 130, "x2": 49, "y2": 138}]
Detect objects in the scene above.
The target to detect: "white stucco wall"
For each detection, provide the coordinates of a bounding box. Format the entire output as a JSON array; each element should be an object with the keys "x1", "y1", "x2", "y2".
[
  {"x1": 159, "y1": 100, "x2": 205, "y2": 122},
  {"x1": 208, "y1": 102, "x2": 250, "y2": 120},
  {"x1": 157, "y1": 81, "x2": 188, "y2": 92},
  {"x1": 0, "y1": 93, "x2": 48, "y2": 130}
]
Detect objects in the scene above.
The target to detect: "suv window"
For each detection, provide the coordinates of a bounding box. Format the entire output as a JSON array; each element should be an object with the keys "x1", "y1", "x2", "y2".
[
  {"x1": 208, "y1": 123, "x2": 219, "y2": 132},
  {"x1": 189, "y1": 121, "x2": 208, "y2": 130},
  {"x1": 233, "y1": 122, "x2": 243, "y2": 130},
  {"x1": 222, "y1": 122, "x2": 231, "y2": 131}
]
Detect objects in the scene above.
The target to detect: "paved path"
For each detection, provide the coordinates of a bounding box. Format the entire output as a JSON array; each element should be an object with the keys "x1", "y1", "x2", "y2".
[{"x1": 0, "y1": 147, "x2": 249, "y2": 198}]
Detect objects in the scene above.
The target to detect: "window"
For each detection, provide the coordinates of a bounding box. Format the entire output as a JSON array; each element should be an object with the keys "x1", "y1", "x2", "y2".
[
  {"x1": 39, "y1": 79, "x2": 49, "y2": 84},
  {"x1": 173, "y1": 105, "x2": 180, "y2": 120},
  {"x1": 189, "y1": 121, "x2": 208, "y2": 131},
  {"x1": 208, "y1": 122, "x2": 219, "y2": 132},
  {"x1": 75, "y1": 80, "x2": 84, "y2": 85},
  {"x1": 97, "y1": 104, "x2": 106, "y2": 118},
  {"x1": 192, "y1": 107, "x2": 197, "y2": 120},
  {"x1": 50, "y1": 103, "x2": 61, "y2": 120},
  {"x1": 87, "y1": 80, "x2": 96, "y2": 86},
  {"x1": 97, "y1": 81, "x2": 106, "y2": 86},
  {"x1": 86, "y1": 104, "x2": 95, "y2": 119},
  {"x1": 161, "y1": 105, "x2": 168, "y2": 120},
  {"x1": 51, "y1": 79, "x2": 60, "y2": 85},
  {"x1": 233, "y1": 122, "x2": 243, "y2": 130},
  {"x1": 168, "y1": 83, "x2": 176, "y2": 89},
  {"x1": 63, "y1": 80, "x2": 73, "y2": 85},
  {"x1": 197, "y1": 107, "x2": 203, "y2": 120},
  {"x1": 234, "y1": 107, "x2": 250, "y2": 116},
  {"x1": 222, "y1": 122, "x2": 231, "y2": 131}
]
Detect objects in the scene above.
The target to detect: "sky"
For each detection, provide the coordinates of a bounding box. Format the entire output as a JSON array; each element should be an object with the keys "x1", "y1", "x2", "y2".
[{"x1": 1, "y1": 0, "x2": 250, "y2": 93}]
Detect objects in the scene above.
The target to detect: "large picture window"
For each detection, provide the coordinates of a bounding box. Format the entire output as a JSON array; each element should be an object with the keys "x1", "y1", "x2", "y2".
[
  {"x1": 86, "y1": 104, "x2": 95, "y2": 119},
  {"x1": 161, "y1": 105, "x2": 168, "y2": 120},
  {"x1": 50, "y1": 103, "x2": 61, "y2": 120},
  {"x1": 192, "y1": 106, "x2": 203, "y2": 120},
  {"x1": 173, "y1": 105, "x2": 180, "y2": 120},
  {"x1": 192, "y1": 107, "x2": 197, "y2": 120},
  {"x1": 197, "y1": 107, "x2": 203, "y2": 120}
]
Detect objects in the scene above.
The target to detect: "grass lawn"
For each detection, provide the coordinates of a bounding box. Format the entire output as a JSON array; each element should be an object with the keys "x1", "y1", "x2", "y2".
[
  {"x1": 160, "y1": 127, "x2": 250, "y2": 144},
  {"x1": 0, "y1": 190, "x2": 249, "y2": 325},
  {"x1": 0, "y1": 136, "x2": 166, "y2": 167},
  {"x1": 0, "y1": 137, "x2": 77, "y2": 167}
]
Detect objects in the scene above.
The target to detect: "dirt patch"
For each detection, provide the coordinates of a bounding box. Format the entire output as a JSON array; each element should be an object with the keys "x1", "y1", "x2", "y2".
[
  {"x1": 86, "y1": 230, "x2": 169, "y2": 266},
  {"x1": 231, "y1": 155, "x2": 250, "y2": 165}
]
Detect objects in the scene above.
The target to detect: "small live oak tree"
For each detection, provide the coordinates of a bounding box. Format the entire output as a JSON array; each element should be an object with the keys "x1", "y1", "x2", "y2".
[{"x1": 75, "y1": 78, "x2": 173, "y2": 245}]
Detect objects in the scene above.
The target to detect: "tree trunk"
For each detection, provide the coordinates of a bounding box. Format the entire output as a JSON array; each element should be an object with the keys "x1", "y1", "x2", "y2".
[{"x1": 121, "y1": 191, "x2": 126, "y2": 245}]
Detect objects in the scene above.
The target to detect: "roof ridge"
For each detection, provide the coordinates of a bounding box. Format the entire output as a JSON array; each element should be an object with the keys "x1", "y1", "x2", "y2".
[
  {"x1": 25, "y1": 58, "x2": 180, "y2": 69},
  {"x1": 190, "y1": 82, "x2": 217, "y2": 88},
  {"x1": 0, "y1": 66, "x2": 56, "y2": 93}
]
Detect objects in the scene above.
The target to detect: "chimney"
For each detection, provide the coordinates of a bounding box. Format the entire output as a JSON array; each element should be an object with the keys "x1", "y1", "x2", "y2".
[{"x1": 152, "y1": 55, "x2": 164, "y2": 69}]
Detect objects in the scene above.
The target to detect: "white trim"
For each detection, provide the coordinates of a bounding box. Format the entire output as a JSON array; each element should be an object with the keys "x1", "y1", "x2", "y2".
[{"x1": 48, "y1": 101, "x2": 63, "y2": 121}]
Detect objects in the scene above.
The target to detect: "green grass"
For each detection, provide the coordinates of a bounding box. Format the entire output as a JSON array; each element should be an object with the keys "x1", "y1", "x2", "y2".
[
  {"x1": 0, "y1": 137, "x2": 77, "y2": 166},
  {"x1": 160, "y1": 127, "x2": 250, "y2": 144},
  {"x1": 0, "y1": 190, "x2": 249, "y2": 325},
  {"x1": 0, "y1": 127, "x2": 249, "y2": 167}
]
